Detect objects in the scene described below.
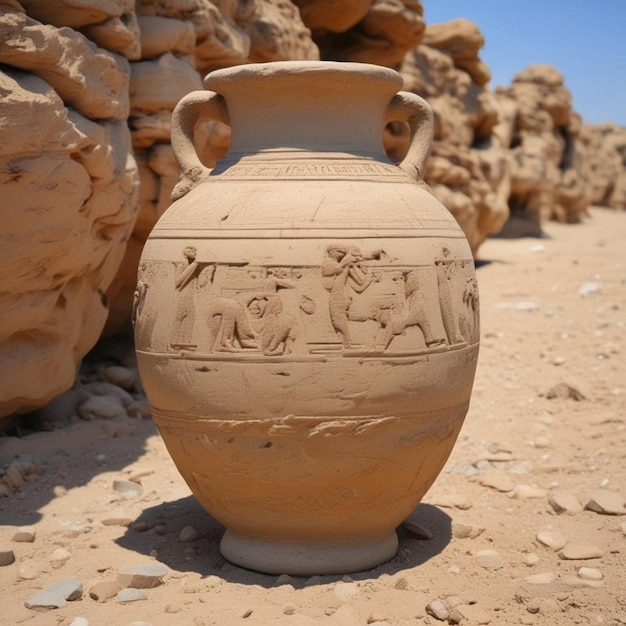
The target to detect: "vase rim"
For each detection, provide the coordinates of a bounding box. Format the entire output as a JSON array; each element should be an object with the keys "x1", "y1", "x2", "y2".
[{"x1": 203, "y1": 61, "x2": 403, "y2": 91}]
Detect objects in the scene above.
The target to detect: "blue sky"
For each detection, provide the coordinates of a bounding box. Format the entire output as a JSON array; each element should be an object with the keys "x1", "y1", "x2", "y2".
[{"x1": 423, "y1": 2, "x2": 626, "y2": 126}]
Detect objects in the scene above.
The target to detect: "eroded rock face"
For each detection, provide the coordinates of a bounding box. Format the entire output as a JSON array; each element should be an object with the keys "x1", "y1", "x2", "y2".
[
  {"x1": 397, "y1": 38, "x2": 507, "y2": 254},
  {"x1": 494, "y1": 64, "x2": 589, "y2": 233},
  {"x1": 0, "y1": 69, "x2": 138, "y2": 417}
]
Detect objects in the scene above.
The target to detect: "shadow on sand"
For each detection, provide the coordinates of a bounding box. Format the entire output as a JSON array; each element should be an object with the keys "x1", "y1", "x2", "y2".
[{"x1": 115, "y1": 497, "x2": 451, "y2": 588}]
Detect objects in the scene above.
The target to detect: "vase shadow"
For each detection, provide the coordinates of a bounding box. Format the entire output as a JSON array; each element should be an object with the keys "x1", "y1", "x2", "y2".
[{"x1": 115, "y1": 496, "x2": 451, "y2": 588}]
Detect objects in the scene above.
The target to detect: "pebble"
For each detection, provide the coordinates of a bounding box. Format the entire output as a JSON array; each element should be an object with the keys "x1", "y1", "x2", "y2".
[
  {"x1": 116, "y1": 588, "x2": 148, "y2": 603},
  {"x1": 117, "y1": 564, "x2": 168, "y2": 589},
  {"x1": 17, "y1": 560, "x2": 43, "y2": 581},
  {"x1": 275, "y1": 574, "x2": 292, "y2": 586},
  {"x1": 283, "y1": 605, "x2": 296, "y2": 615},
  {"x1": 89, "y1": 580, "x2": 121, "y2": 602},
  {"x1": 4, "y1": 462, "x2": 25, "y2": 489},
  {"x1": 99, "y1": 365, "x2": 136, "y2": 389},
  {"x1": 78, "y1": 394, "x2": 126, "y2": 420},
  {"x1": 548, "y1": 493, "x2": 583, "y2": 515},
  {"x1": 127, "y1": 400, "x2": 152, "y2": 419},
  {"x1": 585, "y1": 490, "x2": 626, "y2": 515},
  {"x1": 536, "y1": 528, "x2": 569, "y2": 551},
  {"x1": 545, "y1": 383, "x2": 585, "y2": 401},
  {"x1": 525, "y1": 572, "x2": 556, "y2": 585},
  {"x1": 101, "y1": 516, "x2": 134, "y2": 527},
  {"x1": 578, "y1": 567, "x2": 603, "y2": 580},
  {"x1": 431, "y1": 493, "x2": 473, "y2": 510},
  {"x1": 333, "y1": 581, "x2": 360, "y2": 602},
  {"x1": 112, "y1": 479, "x2": 143, "y2": 499},
  {"x1": 12, "y1": 526, "x2": 36, "y2": 542},
  {"x1": 179, "y1": 526, "x2": 200, "y2": 542},
  {"x1": 165, "y1": 603, "x2": 183, "y2": 613},
  {"x1": 49, "y1": 547, "x2": 72, "y2": 568},
  {"x1": 552, "y1": 356, "x2": 566, "y2": 366},
  {"x1": 479, "y1": 472, "x2": 514, "y2": 492},
  {"x1": 509, "y1": 485, "x2": 547, "y2": 499},
  {"x1": 578, "y1": 282, "x2": 601, "y2": 296},
  {"x1": 473, "y1": 549, "x2": 505, "y2": 569},
  {"x1": 24, "y1": 578, "x2": 83, "y2": 610},
  {"x1": 525, "y1": 553, "x2": 540, "y2": 566},
  {"x1": 402, "y1": 520, "x2": 433, "y2": 539},
  {"x1": 451, "y1": 522, "x2": 484, "y2": 539},
  {"x1": 393, "y1": 577, "x2": 409, "y2": 590},
  {"x1": 69, "y1": 619, "x2": 89, "y2": 626},
  {"x1": 560, "y1": 544, "x2": 603, "y2": 560},
  {"x1": 514, "y1": 301, "x2": 540, "y2": 311},
  {"x1": 425, "y1": 599, "x2": 449, "y2": 621},
  {"x1": 0, "y1": 549, "x2": 15, "y2": 566}
]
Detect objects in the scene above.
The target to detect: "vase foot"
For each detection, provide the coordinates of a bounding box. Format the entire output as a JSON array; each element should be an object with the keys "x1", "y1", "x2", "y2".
[{"x1": 220, "y1": 530, "x2": 398, "y2": 576}]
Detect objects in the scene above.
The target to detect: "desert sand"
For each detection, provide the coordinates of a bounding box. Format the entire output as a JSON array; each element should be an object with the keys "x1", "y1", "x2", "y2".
[{"x1": 1, "y1": 206, "x2": 625, "y2": 626}]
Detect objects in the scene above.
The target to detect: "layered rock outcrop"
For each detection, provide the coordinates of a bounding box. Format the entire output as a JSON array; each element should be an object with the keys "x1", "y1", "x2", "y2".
[{"x1": 0, "y1": 0, "x2": 139, "y2": 418}]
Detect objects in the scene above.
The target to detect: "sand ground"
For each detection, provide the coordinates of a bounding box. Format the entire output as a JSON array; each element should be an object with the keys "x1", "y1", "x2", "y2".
[{"x1": 1, "y1": 206, "x2": 625, "y2": 626}]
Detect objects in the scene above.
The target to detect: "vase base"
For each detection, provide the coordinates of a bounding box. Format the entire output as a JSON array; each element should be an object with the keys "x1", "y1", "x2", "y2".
[{"x1": 220, "y1": 530, "x2": 399, "y2": 576}]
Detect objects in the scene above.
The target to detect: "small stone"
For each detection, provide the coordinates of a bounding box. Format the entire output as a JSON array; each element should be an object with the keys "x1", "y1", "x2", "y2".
[
  {"x1": 127, "y1": 400, "x2": 152, "y2": 419},
  {"x1": 525, "y1": 572, "x2": 556, "y2": 585},
  {"x1": 425, "y1": 599, "x2": 449, "y2": 621},
  {"x1": 275, "y1": 574, "x2": 291, "y2": 586},
  {"x1": 242, "y1": 609, "x2": 253, "y2": 618},
  {"x1": 333, "y1": 581, "x2": 359, "y2": 602},
  {"x1": 0, "y1": 549, "x2": 15, "y2": 566},
  {"x1": 479, "y1": 473, "x2": 514, "y2": 492},
  {"x1": 283, "y1": 605, "x2": 296, "y2": 615},
  {"x1": 12, "y1": 526, "x2": 36, "y2": 542},
  {"x1": 431, "y1": 493, "x2": 473, "y2": 510},
  {"x1": 509, "y1": 485, "x2": 547, "y2": 499},
  {"x1": 578, "y1": 282, "x2": 601, "y2": 297},
  {"x1": 451, "y1": 522, "x2": 484, "y2": 539},
  {"x1": 112, "y1": 479, "x2": 143, "y2": 499},
  {"x1": 367, "y1": 613, "x2": 388, "y2": 624},
  {"x1": 68, "y1": 619, "x2": 89, "y2": 626},
  {"x1": 548, "y1": 493, "x2": 583, "y2": 515},
  {"x1": 545, "y1": 383, "x2": 585, "y2": 401},
  {"x1": 525, "y1": 553, "x2": 540, "y2": 567},
  {"x1": 179, "y1": 526, "x2": 199, "y2": 542},
  {"x1": 49, "y1": 547, "x2": 72, "y2": 568},
  {"x1": 585, "y1": 490, "x2": 626, "y2": 515},
  {"x1": 101, "y1": 516, "x2": 134, "y2": 527},
  {"x1": 4, "y1": 462, "x2": 25, "y2": 489},
  {"x1": 99, "y1": 365, "x2": 136, "y2": 389},
  {"x1": 560, "y1": 544, "x2": 603, "y2": 560},
  {"x1": 25, "y1": 578, "x2": 83, "y2": 611},
  {"x1": 117, "y1": 564, "x2": 168, "y2": 589},
  {"x1": 128, "y1": 468, "x2": 154, "y2": 483},
  {"x1": 393, "y1": 577, "x2": 409, "y2": 590},
  {"x1": 514, "y1": 301, "x2": 539, "y2": 311},
  {"x1": 552, "y1": 356, "x2": 566, "y2": 366},
  {"x1": 89, "y1": 580, "x2": 121, "y2": 602},
  {"x1": 165, "y1": 603, "x2": 183, "y2": 613},
  {"x1": 578, "y1": 567, "x2": 603, "y2": 581},
  {"x1": 474, "y1": 549, "x2": 504, "y2": 569},
  {"x1": 17, "y1": 560, "x2": 42, "y2": 581},
  {"x1": 402, "y1": 520, "x2": 433, "y2": 539},
  {"x1": 116, "y1": 588, "x2": 148, "y2": 603},
  {"x1": 536, "y1": 528, "x2": 568, "y2": 551},
  {"x1": 79, "y1": 394, "x2": 126, "y2": 420}
]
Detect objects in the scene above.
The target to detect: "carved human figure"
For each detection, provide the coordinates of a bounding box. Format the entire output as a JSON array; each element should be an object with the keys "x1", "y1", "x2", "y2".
[
  {"x1": 435, "y1": 247, "x2": 466, "y2": 345},
  {"x1": 371, "y1": 271, "x2": 446, "y2": 351},
  {"x1": 320, "y1": 244, "x2": 383, "y2": 346},
  {"x1": 460, "y1": 275, "x2": 480, "y2": 344},
  {"x1": 207, "y1": 297, "x2": 257, "y2": 352},
  {"x1": 247, "y1": 294, "x2": 297, "y2": 356},
  {"x1": 170, "y1": 247, "x2": 214, "y2": 350}
]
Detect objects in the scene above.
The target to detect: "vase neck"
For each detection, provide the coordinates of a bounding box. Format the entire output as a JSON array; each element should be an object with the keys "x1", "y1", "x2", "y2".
[{"x1": 204, "y1": 62, "x2": 403, "y2": 158}]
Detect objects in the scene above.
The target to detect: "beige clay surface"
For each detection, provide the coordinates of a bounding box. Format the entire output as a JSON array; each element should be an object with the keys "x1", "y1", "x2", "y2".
[{"x1": 1, "y1": 205, "x2": 624, "y2": 624}]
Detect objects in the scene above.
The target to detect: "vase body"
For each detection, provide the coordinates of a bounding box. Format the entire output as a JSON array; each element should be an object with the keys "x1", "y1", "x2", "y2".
[{"x1": 134, "y1": 61, "x2": 480, "y2": 575}]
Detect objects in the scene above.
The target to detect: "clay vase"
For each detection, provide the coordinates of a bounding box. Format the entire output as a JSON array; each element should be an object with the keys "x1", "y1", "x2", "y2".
[{"x1": 134, "y1": 61, "x2": 480, "y2": 576}]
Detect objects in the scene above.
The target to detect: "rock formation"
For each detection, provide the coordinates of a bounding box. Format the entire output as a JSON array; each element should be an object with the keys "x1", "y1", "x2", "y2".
[
  {"x1": 1, "y1": 0, "x2": 625, "y2": 422},
  {"x1": 0, "y1": 0, "x2": 139, "y2": 419}
]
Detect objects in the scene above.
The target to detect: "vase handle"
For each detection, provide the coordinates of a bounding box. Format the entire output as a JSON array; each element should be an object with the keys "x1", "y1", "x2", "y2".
[
  {"x1": 386, "y1": 92, "x2": 434, "y2": 183},
  {"x1": 170, "y1": 90, "x2": 230, "y2": 200}
]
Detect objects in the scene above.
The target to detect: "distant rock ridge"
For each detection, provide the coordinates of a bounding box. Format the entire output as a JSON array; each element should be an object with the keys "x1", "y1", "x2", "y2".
[{"x1": 0, "y1": 0, "x2": 624, "y2": 420}]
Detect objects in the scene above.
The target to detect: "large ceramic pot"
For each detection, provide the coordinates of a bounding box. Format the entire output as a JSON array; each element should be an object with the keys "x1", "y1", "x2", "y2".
[{"x1": 134, "y1": 61, "x2": 480, "y2": 575}]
